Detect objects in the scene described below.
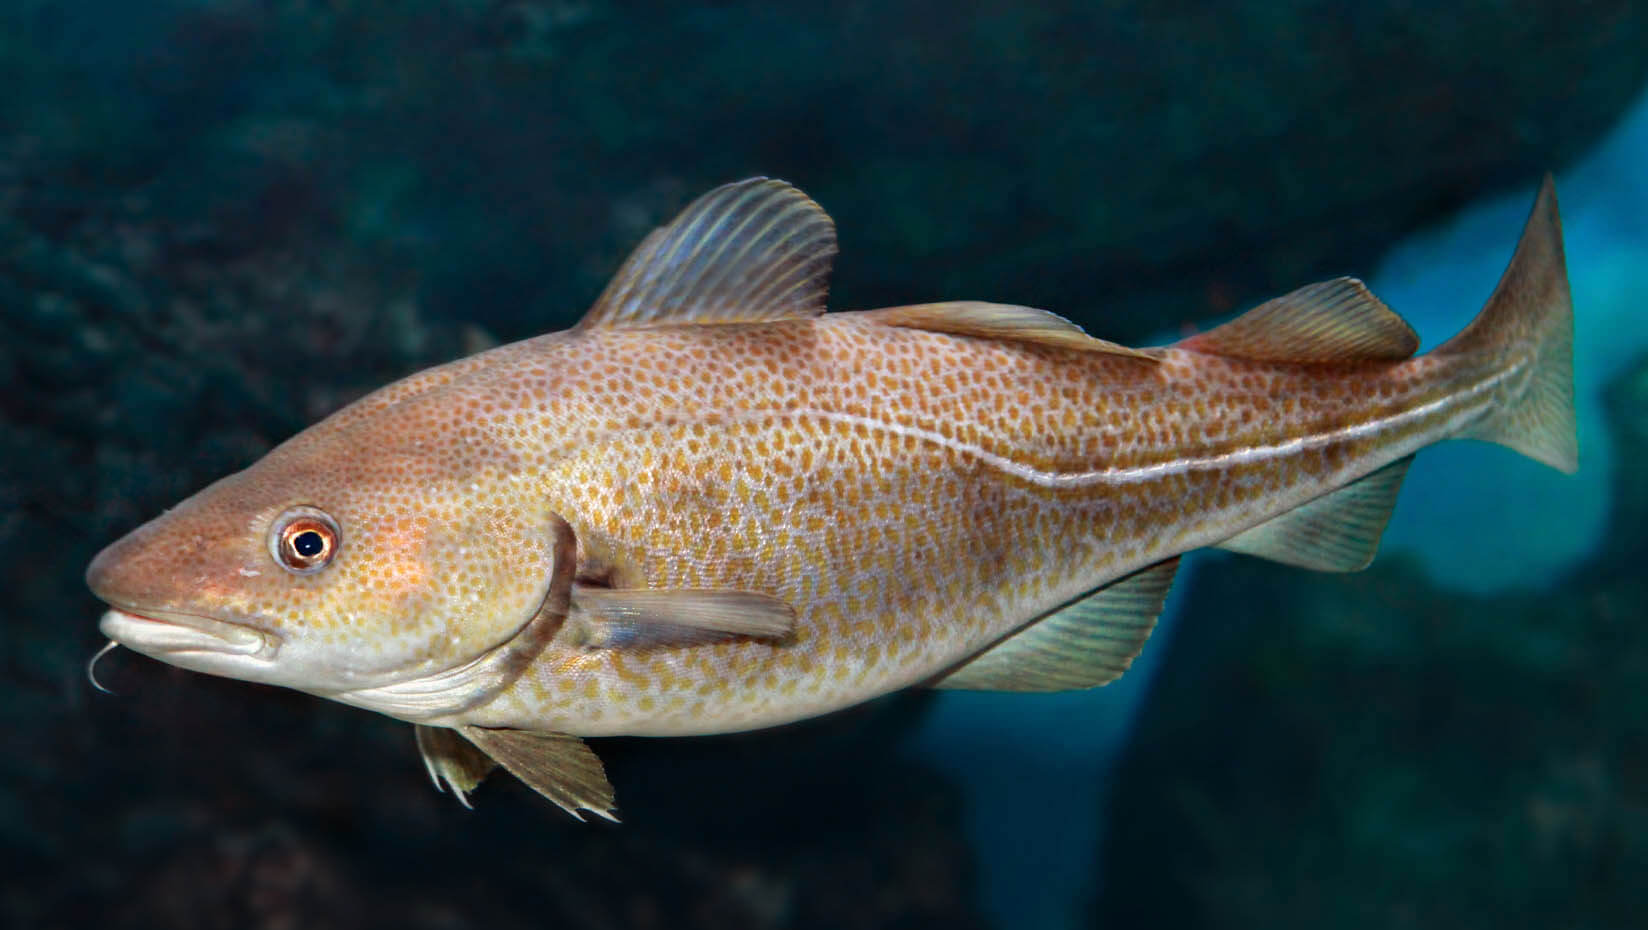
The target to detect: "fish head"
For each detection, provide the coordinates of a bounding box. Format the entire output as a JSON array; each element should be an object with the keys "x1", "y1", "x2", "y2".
[{"x1": 86, "y1": 417, "x2": 564, "y2": 711}]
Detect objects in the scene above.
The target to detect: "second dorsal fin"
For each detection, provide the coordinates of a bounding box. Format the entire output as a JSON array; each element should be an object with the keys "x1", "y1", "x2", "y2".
[
  {"x1": 870, "y1": 302, "x2": 1159, "y2": 361},
  {"x1": 578, "y1": 178, "x2": 837, "y2": 330},
  {"x1": 1176, "y1": 277, "x2": 1419, "y2": 363}
]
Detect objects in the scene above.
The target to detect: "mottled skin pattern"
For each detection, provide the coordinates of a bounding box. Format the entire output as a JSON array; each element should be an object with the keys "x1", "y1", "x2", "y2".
[
  {"x1": 87, "y1": 177, "x2": 1571, "y2": 763},
  {"x1": 83, "y1": 300, "x2": 1533, "y2": 737},
  {"x1": 366, "y1": 313, "x2": 1502, "y2": 736}
]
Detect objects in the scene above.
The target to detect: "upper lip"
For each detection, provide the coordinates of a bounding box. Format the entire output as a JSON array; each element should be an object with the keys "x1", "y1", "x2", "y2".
[{"x1": 98, "y1": 603, "x2": 278, "y2": 658}]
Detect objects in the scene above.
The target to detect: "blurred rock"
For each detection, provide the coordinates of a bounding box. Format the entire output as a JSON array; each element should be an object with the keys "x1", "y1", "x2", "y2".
[{"x1": 6, "y1": 674, "x2": 977, "y2": 929}]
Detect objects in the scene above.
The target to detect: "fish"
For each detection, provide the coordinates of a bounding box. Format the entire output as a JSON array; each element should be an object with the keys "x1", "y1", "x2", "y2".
[{"x1": 86, "y1": 176, "x2": 1576, "y2": 820}]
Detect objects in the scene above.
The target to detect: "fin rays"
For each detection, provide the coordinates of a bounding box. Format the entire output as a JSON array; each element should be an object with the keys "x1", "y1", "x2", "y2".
[
  {"x1": 1217, "y1": 456, "x2": 1413, "y2": 571},
  {"x1": 1442, "y1": 174, "x2": 1577, "y2": 473},
  {"x1": 930, "y1": 557, "x2": 1180, "y2": 691},
  {"x1": 871, "y1": 302, "x2": 1160, "y2": 360},
  {"x1": 579, "y1": 178, "x2": 836, "y2": 329},
  {"x1": 566, "y1": 586, "x2": 797, "y2": 649},
  {"x1": 459, "y1": 726, "x2": 619, "y2": 822},
  {"x1": 1177, "y1": 277, "x2": 1419, "y2": 363},
  {"x1": 416, "y1": 724, "x2": 498, "y2": 810}
]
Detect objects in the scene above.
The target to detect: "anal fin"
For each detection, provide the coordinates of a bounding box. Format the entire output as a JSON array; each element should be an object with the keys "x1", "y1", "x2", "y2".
[
  {"x1": 458, "y1": 726, "x2": 619, "y2": 823},
  {"x1": 930, "y1": 557, "x2": 1179, "y2": 692},
  {"x1": 415, "y1": 724, "x2": 498, "y2": 809},
  {"x1": 1216, "y1": 455, "x2": 1413, "y2": 571}
]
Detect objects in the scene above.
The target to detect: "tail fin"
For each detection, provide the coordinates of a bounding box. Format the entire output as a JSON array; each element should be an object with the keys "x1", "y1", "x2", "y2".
[{"x1": 1437, "y1": 174, "x2": 1577, "y2": 473}]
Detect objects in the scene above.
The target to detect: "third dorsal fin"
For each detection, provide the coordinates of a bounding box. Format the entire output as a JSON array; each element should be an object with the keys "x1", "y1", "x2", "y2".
[
  {"x1": 578, "y1": 178, "x2": 837, "y2": 330},
  {"x1": 1176, "y1": 277, "x2": 1419, "y2": 363}
]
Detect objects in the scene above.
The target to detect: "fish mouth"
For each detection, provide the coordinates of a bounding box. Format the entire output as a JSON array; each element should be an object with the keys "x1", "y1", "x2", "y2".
[{"x1": 98, "y1": 605, "x2": 280, "y2": 660}]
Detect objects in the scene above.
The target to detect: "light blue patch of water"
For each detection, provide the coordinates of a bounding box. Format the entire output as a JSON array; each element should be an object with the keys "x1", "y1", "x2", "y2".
[{"x1": 916, "y1": 85, "x2": 1648, "y2": 929}]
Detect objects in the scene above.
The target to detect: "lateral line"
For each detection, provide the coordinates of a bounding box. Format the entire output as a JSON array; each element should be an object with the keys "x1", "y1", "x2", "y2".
[{"x1": 801, "y1": 365, "x2": 1510, "y2": 488}]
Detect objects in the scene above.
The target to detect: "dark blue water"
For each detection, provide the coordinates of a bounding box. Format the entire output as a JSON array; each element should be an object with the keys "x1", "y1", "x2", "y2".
[{"x1": 4, "y1": 3, "x2": 1644, "y2": 928}]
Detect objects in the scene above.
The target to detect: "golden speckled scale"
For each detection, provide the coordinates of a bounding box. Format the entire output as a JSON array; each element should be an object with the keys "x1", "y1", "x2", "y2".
[{"x1": 88, "y1": 177, "x2": 1577, "y2": 816}]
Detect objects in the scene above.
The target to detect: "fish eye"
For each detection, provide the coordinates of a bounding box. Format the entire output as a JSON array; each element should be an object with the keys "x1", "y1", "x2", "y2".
[{"x1": 270, "y1": 506, "x2": 340, "y2": 574}]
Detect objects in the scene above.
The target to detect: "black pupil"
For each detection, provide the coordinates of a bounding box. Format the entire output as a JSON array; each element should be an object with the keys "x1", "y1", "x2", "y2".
[{"x1": 292, "y1": 530, "x2": 326, "y2": 558}]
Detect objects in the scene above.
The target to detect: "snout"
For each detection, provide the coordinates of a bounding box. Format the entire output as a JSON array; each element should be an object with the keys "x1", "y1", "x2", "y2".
[
  {"x1": 85, "y1": 536, "x2": 130, "y2": 605},
  {"x1": 86, "y1": 510, "x2": 232, "y2": 613},
  {"x1": 86, "y1": 530, "x2": 149, "y2": 608},
  {"x1": 85, "y1": 526, "x2": 194, "y2": 614}
]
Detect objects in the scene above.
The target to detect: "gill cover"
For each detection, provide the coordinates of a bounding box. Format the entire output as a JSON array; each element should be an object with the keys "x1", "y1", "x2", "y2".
[{"x1": 325, "y1": 512, "x2": 577, "y2": 721}]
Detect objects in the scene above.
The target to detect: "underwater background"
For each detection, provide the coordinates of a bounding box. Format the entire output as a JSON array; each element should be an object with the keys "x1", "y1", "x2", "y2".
[{"x1": 3, "y1": 2, "x2": 1645, "y2": 928}]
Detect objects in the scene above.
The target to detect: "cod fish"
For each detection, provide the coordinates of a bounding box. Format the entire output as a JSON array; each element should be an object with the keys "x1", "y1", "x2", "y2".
[{"x1": 87, "y1": 177, "x2": 1576, "y2": 820}]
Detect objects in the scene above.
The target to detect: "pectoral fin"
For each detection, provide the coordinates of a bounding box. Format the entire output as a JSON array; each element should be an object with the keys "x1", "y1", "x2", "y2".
[
  {"x1": 930, "y1": 557, "x2": 1179, "y2": 691},
  {"x1": 415, "y1": 724, "x2": 497, "y2": 809},
  {"x1": 458, "y1": 726, "x2": 619, "y2": 823},
  {"x1": 1216, "y1": 455, "x2": 1412, "y2": 571},
  {"x1": 567, "y1": 585, "x2": 796, "y2": 649}
]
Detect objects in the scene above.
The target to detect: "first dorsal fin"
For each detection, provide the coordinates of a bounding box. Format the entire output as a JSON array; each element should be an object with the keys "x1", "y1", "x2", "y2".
[
  {"x1": 871, "y1": 302, "x2": 1159, "y2": 361},
  {"x1": 1176, "y1": 277, "x2": 1419, "y2": 363},
  {"x1": 578, "y1": 178, "x2": 837, "y2": 330}
]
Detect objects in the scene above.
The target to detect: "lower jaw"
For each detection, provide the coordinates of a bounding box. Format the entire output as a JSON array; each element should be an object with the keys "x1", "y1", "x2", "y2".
[{"x1": 99, "y1": 609, "x2": 278, "y2": 661}]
